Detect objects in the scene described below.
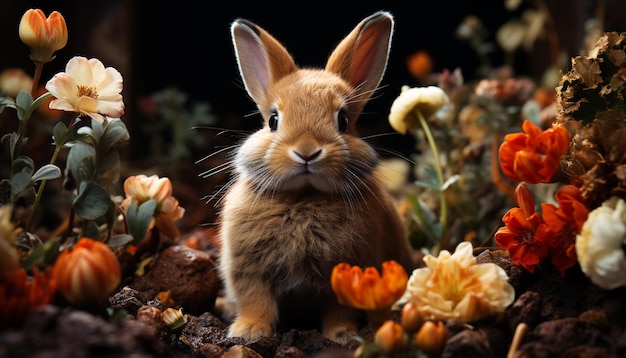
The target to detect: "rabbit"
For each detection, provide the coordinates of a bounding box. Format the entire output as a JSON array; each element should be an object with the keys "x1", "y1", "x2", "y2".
[{"x1": 216, "y1": 11, "x2": 415, "y2": 345}]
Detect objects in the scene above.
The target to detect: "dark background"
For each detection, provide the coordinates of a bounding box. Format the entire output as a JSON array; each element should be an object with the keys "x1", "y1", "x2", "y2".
[{"x1": 1, "y1": 0, "x2": 625, "y2": 162}]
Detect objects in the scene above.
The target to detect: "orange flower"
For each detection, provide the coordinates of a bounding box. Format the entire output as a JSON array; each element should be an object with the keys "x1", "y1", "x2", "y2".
[
  {"x1": 499, "y1": 120, "x2": 571, "y2": 184},
  {"x1": 18, "y1": 9, "x2": 68, "y2": 63},
  {"x1": 0, "y1": 267, "x2": 56, "y2": 326},
  {"x1": 331, "y1": 260, "x2": 408, "y2": 311},
  {"x1": 121, "y1": 174, "x2": 185, "y2": 239},
  {"x1": 52, "y1": 238, "x2": 121, "y2": 306},
  {"x1": 494, "y1": 183, "x2": 549, "y2": 272},
  {"x1": 540, "y1": 185, "x2": 589, "y2": 275}
]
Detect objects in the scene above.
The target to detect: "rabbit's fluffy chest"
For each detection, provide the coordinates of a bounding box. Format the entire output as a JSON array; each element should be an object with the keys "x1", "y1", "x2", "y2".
[{"x1": 220, "y1": 180, "x2": 377, "y2": 288}]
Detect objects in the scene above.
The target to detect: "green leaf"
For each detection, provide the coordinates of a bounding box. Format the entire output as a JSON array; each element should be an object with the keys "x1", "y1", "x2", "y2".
[
  {"x1": 100, "y1": 118, "x2": 130, "y2": 152},
  {"x1": 9, "y1": 170, "x2": 34, "y2": 200},
  {"x1": 73, "y1": 181, "x2": 110, "y2": 220},
  {"x1": 53, "y1": 121, "x2": 69, "y2": 147},
  {"x1": 31, "y1": 164, "x2": 61, "y2": 183},
  {"x1": 414, "y1": 179, "x2": 440, "y2": 191},
  {"x1": 108, "y1": 234, "x2": 134, "y2": 247},
  {"x1": 66, "y1": 141, "x2": 96, "y2": 184},
  {"x1": 126, "y1": 199, "x2": 157, "y2": 244},
  {"x1": 20, "y1": 236, "x2": 61, "y2": 270},
  {"x1": 10, "y1": 156, "x2": 34, "y2": 177},
  {"x1": 0, "y1": 96, "x2": 17, "y2": 114},
  {"x1": 8, "y1": 133, "x2": 28, "y2": 161},
  {"x1": 15, "y1": 90, "x2": 34, "y2": 121}
]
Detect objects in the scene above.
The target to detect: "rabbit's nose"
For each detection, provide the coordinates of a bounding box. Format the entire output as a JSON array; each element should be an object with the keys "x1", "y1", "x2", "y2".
[{"x1": 294, "y1": 149, "x2": 322, "y2": 162}]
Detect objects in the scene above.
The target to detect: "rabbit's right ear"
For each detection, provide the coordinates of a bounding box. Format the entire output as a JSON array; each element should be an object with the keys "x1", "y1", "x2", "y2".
[{"x1": 231, "y1": 19, "x2": 298, "y2": 105}]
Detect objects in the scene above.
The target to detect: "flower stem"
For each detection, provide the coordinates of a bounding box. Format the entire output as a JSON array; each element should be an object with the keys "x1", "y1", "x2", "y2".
[
  {"x1": 25, "y1": 144, "x2": 62, "y2": 232},
  {"x1": 415, "y1": 109, "x2": 448, "y2": 250},
  {"x1": 25, "y1": 116, "x2": 76, "y2": 233}
]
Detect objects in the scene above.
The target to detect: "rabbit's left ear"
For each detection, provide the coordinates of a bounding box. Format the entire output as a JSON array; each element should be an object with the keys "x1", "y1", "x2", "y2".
[
  {"x1": 325, "y1": 11, "x2": 394, "y2": 114},
  {"x1": 231, "y1": 19, "x2": 298, "y2": 105}
]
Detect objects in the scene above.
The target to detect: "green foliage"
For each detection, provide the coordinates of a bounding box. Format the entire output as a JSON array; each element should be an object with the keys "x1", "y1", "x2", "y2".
[{"x1": 125, "y1": 199, "x2": 157, "y2": 245}]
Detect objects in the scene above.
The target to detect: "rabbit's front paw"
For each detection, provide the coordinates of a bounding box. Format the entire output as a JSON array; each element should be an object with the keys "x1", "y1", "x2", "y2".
[{"x1": 227, "y1": 318, "x2": 273, "y2": 342}]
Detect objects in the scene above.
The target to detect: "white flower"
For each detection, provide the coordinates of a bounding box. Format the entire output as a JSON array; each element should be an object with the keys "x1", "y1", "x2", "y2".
[
  {"x1": 576, "y1": 197, "x2": 626, "y2": 290},
  {"x1": 398, "y1": 241, "x2": 515, "y2": 323},
  {"x1": 45, "y1": 56, "x2": 124, "y2": 122},
  {"x1": 388, "y1": 85, "x2": 449, "y2": 134}
]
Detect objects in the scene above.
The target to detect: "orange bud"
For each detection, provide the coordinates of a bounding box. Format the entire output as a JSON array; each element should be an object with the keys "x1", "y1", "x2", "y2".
[
  {"x1": 52, "y1": 238, "x2": 121, "y2": 306},
  {"x1": 407, "y1": 50, "x2": 434, "y2": 80},
  {"x1": 400, "y1": 302, "x2": 423, "y2": 333},
  {"x1": 19, "y1": 9, "x2": 68, "y2": 63},
  {"x1": 374, "y1": 320, "x2": 407, "y2": 355},
  {"x1": 415, "y1": 320, "x2": 448, "y2": 357}
]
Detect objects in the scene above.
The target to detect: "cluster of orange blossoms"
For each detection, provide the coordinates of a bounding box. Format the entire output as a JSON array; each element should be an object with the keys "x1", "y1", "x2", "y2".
[
  {"x1": 496, "y1": 119, "x2": 589, "y2": 275},
  {"x1": 495, "y1": 183, "x2": 589, "y2": 274}
]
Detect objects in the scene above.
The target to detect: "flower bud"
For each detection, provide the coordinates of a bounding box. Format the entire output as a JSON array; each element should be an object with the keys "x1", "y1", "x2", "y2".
[
  {"x1": 415, "y1": 320, "x2": 448, "y2": 357},
  {"x1": 374, "y1": 320, "x2": 407, "y2": 355},
  {"x1": 162, "y1": 307, "x2": 188, "y2": 331},
  {"x1": 52, "y1": 238, "x2": 121, "y2": 306},
  {"x1": 401, "y1": 302, "x2": 423, "y2": 333},
  {"x1": 19, "y1": 9, "x2": 68, "y2": 63}
]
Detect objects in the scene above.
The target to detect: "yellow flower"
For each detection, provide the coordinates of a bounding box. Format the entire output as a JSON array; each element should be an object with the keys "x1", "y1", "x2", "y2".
[
  {"x1": 331, "y1": 260, "x2": 408, "y2": 311},
  {"x1": 45, "y1": 56, "x2": 124, "y2": 122},
  {"x1": 52, "y1": 238, "x2": 121, "y2": 306},
  {"x1": 18, "y1": 9, "x2": 68, "y2": 63},
  {"x1": 576, "y1": 197, "x2": 626, "y2": 290},
  {"x1": 388, "y1": 85, "x2": 449, "y2": 134},
  {"x1": 121, "y1": 175, "x2": 185, "y2": 239},
  {"x1": 402, "y1": 242, "x2": 515, "y2": 323}
]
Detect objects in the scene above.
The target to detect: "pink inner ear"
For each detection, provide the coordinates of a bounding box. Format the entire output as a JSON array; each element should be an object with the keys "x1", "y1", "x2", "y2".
[
  {"x1": 233, "y1": 24, "x2": 271, "y2": 101},
  {"x1": 349, "y1": 30, "x2": 384, "y2": 88}
]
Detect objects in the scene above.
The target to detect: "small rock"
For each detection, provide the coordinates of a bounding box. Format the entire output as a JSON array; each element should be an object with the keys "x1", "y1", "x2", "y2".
[{"x1": 130, "y1": 244, "x2": 219, "y2": 315}]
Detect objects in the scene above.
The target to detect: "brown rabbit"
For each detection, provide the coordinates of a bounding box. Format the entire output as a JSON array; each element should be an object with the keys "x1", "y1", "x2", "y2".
[{"x1": 217, "y1": 11, "x2": 415, "y2": 344}]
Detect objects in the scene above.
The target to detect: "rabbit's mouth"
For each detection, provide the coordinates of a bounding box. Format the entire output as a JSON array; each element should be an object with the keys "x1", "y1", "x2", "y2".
[{"x1": 279, "y1": 170, "x2": 333, "y2": 193}]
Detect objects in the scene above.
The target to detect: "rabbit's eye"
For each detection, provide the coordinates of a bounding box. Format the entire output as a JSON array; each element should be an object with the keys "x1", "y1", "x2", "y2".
[
  {"x1": 337, "y1": 110, "x2": 349, "y2": 133},
  {"x1": 268, "y1": 110, "x2": 279, "y2": 132}
]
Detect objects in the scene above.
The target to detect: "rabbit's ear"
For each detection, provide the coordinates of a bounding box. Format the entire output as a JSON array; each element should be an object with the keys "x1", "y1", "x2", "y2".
[
  {"x1": 325, "y1": 11, "x2": 393, "y2": 115},
  {"x1": 231, "y1": 19, "x2": 298, "y2": 105}
]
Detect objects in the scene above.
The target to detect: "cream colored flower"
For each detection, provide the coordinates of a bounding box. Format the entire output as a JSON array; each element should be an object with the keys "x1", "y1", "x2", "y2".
[
  {"x1": 576, "y1": 197, "x2": 626, "y2": 290},
  {"x1": 121, "y1": 175, "x2": 185, "y2": 239},
  {"x1": 373, "y1": 158, "x2": 410, "y2": 193},
  {"x1": 400, "y1": 241, "x2": 515, "y2": 323},
  {"x1": 388, "y1": 85, "x2": 449, "y2": 134},
  {"x1": 0, "y1": 68, "x2": 33, "y2": 98},
  {"x1": 45, "y1": 56, "x2": 124, "y2": 122}
]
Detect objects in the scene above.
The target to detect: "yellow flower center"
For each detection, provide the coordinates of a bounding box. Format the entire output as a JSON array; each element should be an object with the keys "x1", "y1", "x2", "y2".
[
  {"x1": 77, "y1": 85, "x2": 98, "y2": 99},
  {"x1": 440, "y1": 284, "x2": 465, "y2": 305}
]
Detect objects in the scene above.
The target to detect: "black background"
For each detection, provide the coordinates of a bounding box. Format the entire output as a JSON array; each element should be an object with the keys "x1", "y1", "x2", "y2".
[{"x1": 1, "y1": 1, "x2": 625, "y2": 161}]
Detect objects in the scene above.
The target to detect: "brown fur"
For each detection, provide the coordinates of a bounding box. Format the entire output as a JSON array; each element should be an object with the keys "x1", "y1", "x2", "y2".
[{"x1": 218, "y1": 11, "x2": 415, "y2": 344}]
